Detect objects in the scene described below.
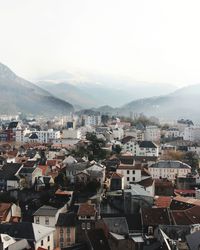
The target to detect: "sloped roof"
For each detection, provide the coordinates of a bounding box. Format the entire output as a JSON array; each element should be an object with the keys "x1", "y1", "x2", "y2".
[
  {"x1": 150, "y1": 160, "x2": 191, "y2": 169},
  {"x1": 139, "y1": 141, "x2": 157, "y2": 148},
  {"x1": 154, "y1": 196, "x2": 172, "y2": 208},
  {"x1": 0, "y1": 163, "x2": 22, "y2": 180},
  {"x1": 103, "y1": 217, "x2": 129, "y2": 235},
  {"x1": 0, "y1": 222, "x2": 54, "y2": 242},
  {"x1": 77, "y1": 203, "x2": 96, "y2": 217},
  {"x1": 141, "y1": 208, "x2": 172, "y2": 226},
  {"x1": 33, "y1": 205, "x2": 58, "y2": 217},
  {"x1": 56, "y1": 212, "x2": 76, "y2": 227}
]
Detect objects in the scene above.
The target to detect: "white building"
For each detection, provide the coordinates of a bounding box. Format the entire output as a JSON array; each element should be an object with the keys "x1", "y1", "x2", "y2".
[
  {"x1": 83, "y1": 115, "x2": 101, "y2": 127},
  {"x1": 165, "y1": 128, "x2": 180, "y2": 138},
  {"x1": 62, "y1": 128, "x2": 82, "y2": 139},
  {"x1": 116, "y1": 163, "x2": 142, "y2": 188},
  {"x1": 148, "y1": 160, "x2": 191, "y2": 180},
  {"x1": 144, "y1": 126, "x2": 161, "y2": 142},
  {"x1": 23, "y1": 129, "x2": 61, "y2": 143},
  {"x1": 183, "y1": 126, "x2": 200, "y2": 141},
  {"x1": 121, "y1": 137, "x2": 159, "y2": 157},
  {"x1": 125, "y1": 128, "x2": 144, "y2": 141},
  {"x1": 33, "y1": 205, "x2": 66, "y2": 228}
]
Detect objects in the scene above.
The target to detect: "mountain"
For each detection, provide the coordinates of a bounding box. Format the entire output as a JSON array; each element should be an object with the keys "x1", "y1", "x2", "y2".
[
  {"x1": 122, "y1": 84, "x2": 200, "y2": 121},
  {"x1": 0, "y1": 63, "x2": 74, "y2": 116},
  {"x1": 36, "y1": 71, "x2": 176, "y2": 107},
  {"x1": 37, "y1": 81, "x2": 96, "y2": 109}
]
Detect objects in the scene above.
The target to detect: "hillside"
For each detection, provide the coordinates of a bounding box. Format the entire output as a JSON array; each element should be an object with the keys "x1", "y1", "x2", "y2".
[
  {"x1": 0, "y1": 63, "x2": 74, "y2": 116},
  {"x1": 122, "y1": 84, "x2": 200, "y2": 120}
]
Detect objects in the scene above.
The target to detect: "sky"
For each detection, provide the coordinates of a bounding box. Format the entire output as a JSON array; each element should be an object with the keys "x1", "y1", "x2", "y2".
[{"x1": 1, "y1": 0, "x2": 200, "y2": 86}]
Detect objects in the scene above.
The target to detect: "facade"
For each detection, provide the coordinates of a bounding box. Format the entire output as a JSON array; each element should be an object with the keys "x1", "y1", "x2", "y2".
[
  {"x1": 83, "y1": 115, "x2": 101, "y2": 127},
  {"x1": 122, "y1": 139, "x2": 159, "y2": 157},
  {"x1": 55, "y1": 212, "x2": 76, "y2": 248},
  {"x1": 183, "y1": 126, "x2": 200, "y2": 141},
  {"x1": 148, "y1": 160, "x2": 191, "y2": 180},
  {"x1": 116, "y1": 164, "x2": 142, "y2": 188},
  {"x1": 144, "y1": 126, "x2": 161, "y2": 142}
]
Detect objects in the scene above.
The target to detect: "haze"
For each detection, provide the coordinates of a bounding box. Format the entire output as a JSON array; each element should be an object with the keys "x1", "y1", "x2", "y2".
[{"x1": 1, "y1": 0, "x2": 200, "y2": 87}]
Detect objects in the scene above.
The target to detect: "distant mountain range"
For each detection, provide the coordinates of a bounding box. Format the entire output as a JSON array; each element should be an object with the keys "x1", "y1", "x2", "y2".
[
  {"x1": 36, "y1": 72, "x2": 175, "y2": 108},
  {"x1": 0, "y1": 63, "x2": 73, "y2": 116},
  {"x1": 121, "y1": 84, "x2": 200, "y2": 121},
  {"x1": 36, "y1": 71, "x2": 200, "y2": 121}
]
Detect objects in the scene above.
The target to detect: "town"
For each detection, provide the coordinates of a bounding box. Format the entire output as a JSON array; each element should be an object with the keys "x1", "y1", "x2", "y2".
[{"x1": 0, "y1": 112, "x2": 199, "y2": 250}]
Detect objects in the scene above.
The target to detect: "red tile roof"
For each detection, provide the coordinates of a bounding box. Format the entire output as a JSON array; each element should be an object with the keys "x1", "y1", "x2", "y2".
[
  {"x1": 111, "y1": 172, "x2": 123, "y2": 179},
  {"x1": 78, "y1": 203, "x2": 96, "y2": 217},
  {"x1": 154, "y1": 196, "x2": 172, "y2": 208}
]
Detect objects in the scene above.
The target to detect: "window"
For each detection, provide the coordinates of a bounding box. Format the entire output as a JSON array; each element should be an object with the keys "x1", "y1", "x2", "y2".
[
  {"x1": 60, "y1": 237, "x2": 64, "y2": 242},
  {"x1": 82, "y1": 222, "x2": 85, "y2": 229},
  {"x1": 67, "y1": 237, "x2": 70, "y2": 242},
  {"x1": 47, "y1": 236, "x2": 50, "y2": 242},
  {"x1": 41, "y1": 240, "x2": 43, "y2": 246},
  {"x1": 60, "y1": 228, "x2": 63, "y2": 233},
  {"x1": 132, "y1": 170, "x2": 135, "y2": 174},
  {"x1": 132, "y1": 177, "x2": 135, "y2": 181},
  {"x1": 127, "y1": 177, "x2": 129, "y2": 181},
  {"x1": 67, "y1": 227, "x2": 70, "y2": 233},
  {"x1": 48, "y1": 247, "x2": 50, "y2": 250},
  {"x1": 87, "y1": 222, "x2": 91, "y2": 230},
  {"x1": 45, "y1": 217, "x2": 49, "y2": 225},
  {"x1": 127, "y1": 170, "x2": 129, "y2": 174},
  {"x1": 36, "y1": 217, "x2": 40, "y2": 224}
]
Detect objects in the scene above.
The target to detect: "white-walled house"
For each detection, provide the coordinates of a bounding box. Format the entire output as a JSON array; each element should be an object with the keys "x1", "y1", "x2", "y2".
[
  {"x1": 148, "y1": 160, "x2": 191, "y2": 180},
  {"x1": 23, "y1": 129, "x2": 61, "y2": 143},
  {"x1": 121, "y1": 137, "x2": 159, "y2": 157},
  {"x1": 0, "y1": 222, "x2": 55, "y2": 250},
  {"x1": 33, "y1": 205, "x2": 66, "y2": 228},
  {"x1": 183, "y1": 126, "x2": 200, "y2": 141},
  {"x1": 62, "y1": 129, "x2": 82, "y2": 139},
  {"x1": 144, "y1": 126, "x2": 161, "y2": 142},
  {"x1": 116, "y1": 163, "x2": 142, "y2": 188}
]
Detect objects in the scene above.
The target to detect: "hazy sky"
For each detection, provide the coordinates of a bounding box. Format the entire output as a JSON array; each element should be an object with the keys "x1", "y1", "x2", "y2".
[{"x1": 1, "y1": 0, "x2": 200, "y2": 86}]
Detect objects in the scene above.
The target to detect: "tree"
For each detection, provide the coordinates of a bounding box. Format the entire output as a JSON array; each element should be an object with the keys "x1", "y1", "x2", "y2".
[{"x1": 113, "y1": 144, "x2": 122, "y2": 154}]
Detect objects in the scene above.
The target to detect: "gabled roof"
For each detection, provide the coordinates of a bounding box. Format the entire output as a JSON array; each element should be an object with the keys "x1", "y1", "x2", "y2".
[
  {"x1": 0, "y1": 163, "x2": 22, "y2": 180},
  {"x1": 141, "y1": 208, "x2": 172, "y2": 226},
  {"x1": 87, "y1": 229, "x2": 111, "y2": 250},
  {"x1": 150, "y1": 160, "x2": 191, "y2": 169},
  {"x1": 8, "y1": 122, "x2": 18, "y2": 129},
  {"x1": 77, "y1": 203, "x2": 96, "y2": 217},
  {"x1": 121, "y1": 136, "x2": 134, "y2": 144},
  {"x1": 33, "y1": 205, "x2": 59, "y2": 217},
  {"x1": 111, "y1": 172, "x2": 123, "y2": 179},
  {"x1": 0, "y1": 222, "x2": 54, "y2": 242},
  {"x1": 138, "y1": 177, "x2": 154, "y2": 187},
  {"x1": 154, "y1": 196, "x2": 172, "y2": 208},
  {"x1": 56, "y1": 212, "x2": 76, "y2": 227},
  {"x1": 103, "y1": 217, "x2": 129, "y2": 235},
  {"x1": 139, "y1": 141, "x2": 157, "y2": 148}
]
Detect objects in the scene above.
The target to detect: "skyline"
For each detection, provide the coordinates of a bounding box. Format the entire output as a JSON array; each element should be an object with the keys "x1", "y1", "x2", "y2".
[{"x1": 1, "y1": 0, "x2": 200, "y2": 87}]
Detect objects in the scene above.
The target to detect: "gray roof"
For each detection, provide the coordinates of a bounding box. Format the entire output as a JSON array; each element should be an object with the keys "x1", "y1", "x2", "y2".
[
  {"x1": 186, "y1": 230, "x2": 200, "y2": 250},
  {"x1": 66, "y1": 162, "x2": 88, "y2": 172},
  {"x1": 103, "y1": 217, "x2": 129, "y2": 235},
  {"x1": 149, "y1": 160, "x2": 191, "y2": 169},
  {"x1": 33, "y1": 205, "x2": 59, "y2": 216}
]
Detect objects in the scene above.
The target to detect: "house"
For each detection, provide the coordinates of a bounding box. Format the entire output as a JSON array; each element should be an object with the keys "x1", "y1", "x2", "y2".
[
  {"x1": 141, "y1": 207, "x2": 172, "y2": 235},
  {"x1": 33, "y1": 205, "x2": 66, "y2": 228},
  {"x1": 144, "y1": 126, "x2": 161, "y2": 142},
  {"x1": 109, "y1": 172, "x2": 124, "y2": 191},
  {"x1": 121, "y1": 138, "x2": 159, "y2": 157},
  {"x1": 86, "y1": 163, "x2": 106, "y2": 185},
  {"x1": 123, "y1": 184, "x2": 154, "y2": 213},
  {"x1": 55, "y1": 212, "x2": 76, "y2": 248},
  {"x1": 35, "y1": 176, "x2": 54, "y2": 191},
  {"x1": 76, "y1": 202, "x2": 97, "y2": 242},
  {"x1": 116, "y1": 163, "x2": 142, "y2": 188},
  {"x1": 148, "y1": 160, "x2": 191, "y2": 180},
  {"x1": 0, "y1": 222, "x2": 55, "y2": 250},
  {"x1": 0, "y1": 203, "x2": 21, "y2": 223},
  {"x1": 0, "y1": 234, "x2": 30, "y2": 250},
  {"x1": 18, "y1": 166, "x2": 42, "y2": 188},
  {"x1": 66, "y1": 162, "x2": 88, "y2": 183},
  {"x1": 0, "y1": 163, "x2": 22, "y2": 191}
]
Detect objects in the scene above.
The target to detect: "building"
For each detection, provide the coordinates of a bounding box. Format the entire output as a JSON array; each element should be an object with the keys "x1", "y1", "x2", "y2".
[
  {"x1": 55, "y1": 212, "x2": 76, "y2": 248},
  {"x1": 33, "y1": 205, "x2": 66, "y2": 228},
  {"x1": 148, "y1": 160, "x2": 191, "y2": 180},
  {"x1": 144, "y1": 126, "x2": 161, "y2": 142}
]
